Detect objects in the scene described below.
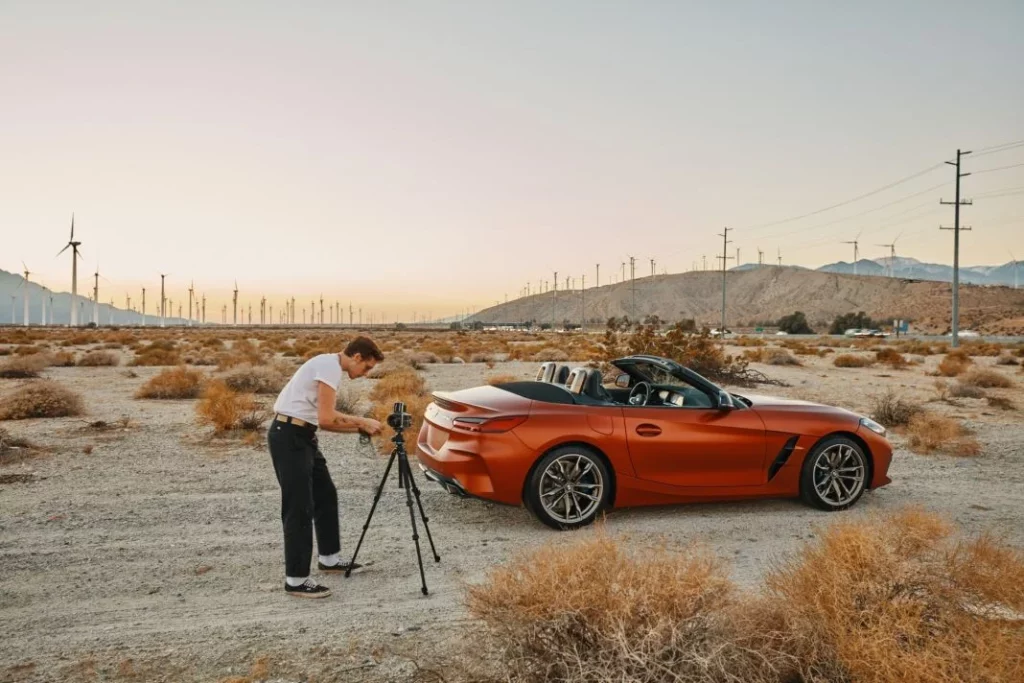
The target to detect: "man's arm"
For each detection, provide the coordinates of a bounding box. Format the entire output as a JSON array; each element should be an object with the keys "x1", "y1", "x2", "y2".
[{"x1": 316, "y1": 381, "x2": 380, "y2": 434}]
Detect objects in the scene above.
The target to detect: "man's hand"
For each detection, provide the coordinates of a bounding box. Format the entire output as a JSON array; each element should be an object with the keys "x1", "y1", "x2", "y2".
[{"x1": 360, "y1": 418, "x2": 383, "y2": 436}]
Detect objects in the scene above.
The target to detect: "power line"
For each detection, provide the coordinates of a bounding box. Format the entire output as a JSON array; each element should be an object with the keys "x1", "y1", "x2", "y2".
[
  {"x1": 743, "y1": 162, "x2": 945, "y2": 231},
  {"x1": 971, "y1": 161, "x2": 1024, "y2": 175},
  {"x1": 970, "y1": 139, "x2": 1024, "y2": 158}
]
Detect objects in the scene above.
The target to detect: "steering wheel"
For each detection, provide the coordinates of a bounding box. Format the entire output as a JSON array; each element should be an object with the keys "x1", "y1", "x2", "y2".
[{"x1": 628, "y1": 381, "x2": 652, "y2": 406}]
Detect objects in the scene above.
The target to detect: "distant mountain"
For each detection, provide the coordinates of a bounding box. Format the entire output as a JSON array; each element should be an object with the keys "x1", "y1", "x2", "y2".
[
  {"x1": 0, "y1": 268, "x2": 185, "y2": 325},
  {"x1": 813, "y1": 258, "x2": 1020, "y2": 286}
]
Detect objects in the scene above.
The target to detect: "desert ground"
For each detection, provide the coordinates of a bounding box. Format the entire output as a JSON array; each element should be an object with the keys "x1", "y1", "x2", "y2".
[{"x1": 1, "y1": 331, "x2": 1022, "y2": 682}]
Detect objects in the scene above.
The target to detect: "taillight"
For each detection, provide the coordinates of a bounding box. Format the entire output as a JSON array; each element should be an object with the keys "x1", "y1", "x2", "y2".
[{"x1": 452, "y1": 415, "x2": 528, "y2": 433}]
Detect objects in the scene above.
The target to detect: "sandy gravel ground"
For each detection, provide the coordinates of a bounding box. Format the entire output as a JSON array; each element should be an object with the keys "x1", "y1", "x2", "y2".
[{"x1": 1, "y1": 352, "x2": 1022, "y2": 682}]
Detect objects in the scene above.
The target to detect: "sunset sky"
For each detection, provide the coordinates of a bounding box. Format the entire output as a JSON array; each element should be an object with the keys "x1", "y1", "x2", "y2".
[{"x1": 2, "y1": 1, "x2": 1022, "y2": 321}]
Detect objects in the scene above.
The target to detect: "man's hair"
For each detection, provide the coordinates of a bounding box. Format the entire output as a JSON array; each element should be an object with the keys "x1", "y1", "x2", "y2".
[{"x1": 344, "y1": 335, "x2": 384, "y2": 362}]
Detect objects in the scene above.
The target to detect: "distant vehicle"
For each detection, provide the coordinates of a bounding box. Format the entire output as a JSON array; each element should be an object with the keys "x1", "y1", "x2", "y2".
[
  {"x1": 947, "y1": 330, "x2": 980, "y2": 338},
  {"x1": 846, "y1": 328, "x2": 888, "y2": 338},
  {"x1": 775, "y1": 331, "x2": 789, "y2": 336},
  {"x1": 709, "y1": 328, "x2": 732, "y2": 337}
]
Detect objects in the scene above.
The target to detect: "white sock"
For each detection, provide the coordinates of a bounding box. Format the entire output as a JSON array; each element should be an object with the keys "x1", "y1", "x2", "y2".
[
  {"x1": 285, "y1": 576, "x2": 311, "y2": 587},
  {"x1": 318, "y1": 553, "x2": 341, "y2": 567}
]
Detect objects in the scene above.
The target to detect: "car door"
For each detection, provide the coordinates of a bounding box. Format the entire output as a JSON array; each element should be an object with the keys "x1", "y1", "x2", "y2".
[{"x1": 623, "y1": 402, "x2": 768, "y2": 488}]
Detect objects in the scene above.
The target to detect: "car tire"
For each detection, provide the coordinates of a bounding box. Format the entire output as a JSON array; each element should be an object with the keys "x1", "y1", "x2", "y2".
[
  {"x1": 524, "y1": 445, "x2": 611, "y2": 530},
  {"x1": 799, "y1": 435, "x2": 869, "y2": 511}
]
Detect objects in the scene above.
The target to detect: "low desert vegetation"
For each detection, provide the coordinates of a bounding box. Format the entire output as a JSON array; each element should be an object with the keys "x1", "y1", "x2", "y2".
[
  {"x1": 368, "y1": 367, "x2": 430, "y2": 453},
  {"x1": 871, "y1": 388, "x2": 923, "y2": 427},
  {"x1": 905, "y1": 412, "x2": 981, "y2": 456},
  {"x1": 76, "y1": 350, "x2": 120, "y2": 367},
  {"x1": 135, "y1": 366, "x2": 206, "y2": 399},
  {"x1": 0, "y1": 427, "x2": 36, "y2": 464},
  {"x1": 47, "y1": 350, "x2": 77, "y2": 367},
  {"x1": 195, "y1": 380, "x2": 268, "y2": 434},
  {"x1": 874, "y1": 346, "x2": 909, "y2": 369},
  {"x1": 937, "y1": 349, "x2": 972, "y2": 377},
  {"x1": 129, "y1": 340, "x2": 182, "y2": 366},
  {"x1": 833, "y1": 353, "x2": 873, "y2": 368},
  {"x1": 0, "y1": 355, "x2": 49, "y2": 378},
  {"x1": 486, "y1": 373, "x2": 520, "y2": 385},
  {"x1": 467, "y1": 509, "x2": 1024, "y2": 683},
  {"x1": 949, "y1": 381, "x2": 987, "y2": 399},
  {"x1": 960, "y1": 367, "x2": 1014, "y2": 389},
  {"x1": 763, "y1": 348, "x2": 800, "y2": 365},
  {"x1": 221, "y1": 363, "x2": 288, "y2": 394},
  {"x1": 0, "y1": 381, "x2": 84, "y2": 420}
]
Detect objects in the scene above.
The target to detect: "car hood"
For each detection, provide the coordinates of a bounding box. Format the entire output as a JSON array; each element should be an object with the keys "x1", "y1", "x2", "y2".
[{"x1": 740, "y1": 394, "x2": 861, "y2": 430}]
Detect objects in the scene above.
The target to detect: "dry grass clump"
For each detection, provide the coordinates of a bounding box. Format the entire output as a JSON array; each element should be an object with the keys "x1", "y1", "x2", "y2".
[
  {"x1": 531, "y1": 347, "x2": 570, "y2": 362},
  {"x1": 46, "y1": 350, "x2": 77, "y2": 367},
  {"x1": 0, "y1": 427, "x2": 37, "y2": 464},
  {"x1": 76, "y1": 350, "x2": 120, "y2": 367},
  {"x1": 905, "y1": 412, "x2": 981, "y2": 456},
  {"x1": 949, "y1": 381, "x2": 986, "y2": 399},
  {"x1": 196, "y1": 380, "x2": 267, "y2": 434},
  {"x1": 763, "y1": 348, "x2": 801, "y2": 365},
  {"x1": 741, "y1": 347, "x2": 766, "y2": 362},
  {"x1": 871, "y1": 388, "x2": 922, "y2": 427},
  {"x1": 0, "y1": 355, "x2": 48, "y2": 378},
  {"x1": 129, "y1": 341, "x2": 182, "y2": 366},
  {"x1": 996, "y1": 353, "x2": 1019, "y2": 366},
  {"x1": 335, "y1": 385, "x2": 368, "y2": 416},
  {"x1": 961, "y1": 367, "x2": 1014, "y2": 389},
  {"x1": 987, "y1": 395, "x2": 1016, "y2": 411},
  {"x1": 731, "y1": 335, "x2": 767, "y2": 347},
  {"x1": 367, "y1": 358, "x2": 419, "y2": 378},
  {"x1": 486, "y1": 373, "x2": 520, "y2": 386},
  {"x1": 937, "y1": 350, "x2": 972, "y2": 377},
  {"x1": 875, "y1": 346, "x2": 908, "y2": 369},
  {"x1": 135, "y1": 366, "x2": 206, "y2": 399},
  {"x1": 221, "y1": 364, "x2": 288, "y2": 394},
  {"x1": 467, "y1": 510, "x2": 1024, "y2": 683},
  {"x1": 368, "y1": 368, "x2": 430, "y2": 454},
  {"x1": 216, "y1": 338, "x2": 268, "y2": 370},
  {"x1": 0, "y1": 381, "x2": 84, "y2": 420},
  {"x1": 833, "y1": 353, "x2": 873, "y2": 368}
]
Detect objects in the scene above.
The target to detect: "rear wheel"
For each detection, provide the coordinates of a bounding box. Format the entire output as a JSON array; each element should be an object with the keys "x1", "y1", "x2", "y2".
[
  {"x1": 525, "y1": 446, "x2": 611, "y2": 530},
  {"x1": 799, "y1": 436, "x2": 868, "y2": 511}
]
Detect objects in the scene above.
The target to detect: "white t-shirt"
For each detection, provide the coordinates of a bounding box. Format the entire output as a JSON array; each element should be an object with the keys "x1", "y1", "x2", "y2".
[{"x1": 273, "y1": 353, "x2": 344, "y2": 425}]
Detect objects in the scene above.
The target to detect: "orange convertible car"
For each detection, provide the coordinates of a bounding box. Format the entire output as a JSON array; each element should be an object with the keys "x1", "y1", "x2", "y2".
[{"x1": 415, "y1": 355, "x2": 893, "y2": 529}]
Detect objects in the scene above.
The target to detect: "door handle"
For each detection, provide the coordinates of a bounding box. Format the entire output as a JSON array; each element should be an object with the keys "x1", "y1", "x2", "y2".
[{"x1": 635, "y1": 423, "x2": 662, "y2": 437}]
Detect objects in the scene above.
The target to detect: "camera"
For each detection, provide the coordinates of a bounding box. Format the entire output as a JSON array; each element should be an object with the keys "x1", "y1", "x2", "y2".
[{"x1": 387, "y1": 401, "x2": 414, "y2": 431}]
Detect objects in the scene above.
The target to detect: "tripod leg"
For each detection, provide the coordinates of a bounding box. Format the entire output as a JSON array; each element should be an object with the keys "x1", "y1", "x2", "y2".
[
  {"x1": 399, "y1": 453, "x2": 430, "y2": 595},
  {"x1": 406, "y1": 460, "x2": 441, "y2": 563},
  {"x1": 345, "y1": 449, "x2": 398, "y2": 578}
]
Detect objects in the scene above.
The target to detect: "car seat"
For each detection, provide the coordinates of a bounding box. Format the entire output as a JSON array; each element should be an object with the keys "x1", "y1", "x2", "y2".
[
  {"x1": 535, "y1": 362, "x2": 556, "y2": 383},
  {"x1": 565, "y1": 367, "x2": 588, "y2": 395},
  {"x1": 582, "y1": 369, "x2": 614, "y2": 403},
  {"x1": 555, "y1": 365, "x2": 571, "y2": 385}
]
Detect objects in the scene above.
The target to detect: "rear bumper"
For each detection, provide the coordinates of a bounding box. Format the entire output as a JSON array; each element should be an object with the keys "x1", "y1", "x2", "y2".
[
  {"x1": 419, "y1": 463, "x2": 470, "y2": 497},
  {"x1": 415, "y1": 423, "x2": 531, "y2": 505}
]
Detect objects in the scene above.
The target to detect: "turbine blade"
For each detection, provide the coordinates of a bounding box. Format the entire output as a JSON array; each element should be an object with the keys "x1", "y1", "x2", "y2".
[
  {"x1": 70, "y1": 213, "x2": 75, "y2": 241},
  {"x1": 57, "y1": 243, "x2": 71, "y2": 257}
]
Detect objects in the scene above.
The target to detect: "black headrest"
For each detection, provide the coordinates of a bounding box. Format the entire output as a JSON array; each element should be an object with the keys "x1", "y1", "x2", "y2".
[
  {"x1": 556, "y1": 365, "x2": 570, "y2": 384},
  {"x1": 584, "y1": 369, "x2": 605, "y2": 397}
]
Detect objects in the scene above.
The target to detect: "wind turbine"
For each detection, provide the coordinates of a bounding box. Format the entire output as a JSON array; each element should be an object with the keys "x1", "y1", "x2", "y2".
[
  {"x1": 40, "y1": 282, "x2": 48, "y2": 326},
  {"x1": 188, "y1": 281, "x2": 195, "y2": 327},
  {"x1": 232, "y1": 281, "x2": 239, "y2": 325},
  {"x1": 19, "y1": 262, "x2": 31, "y2": 326},
  {"x1": 92, "y1": 265, "x2": 101, "y2": 325},
  {"x1": 1010, "y1": 250, "x2": 1020, "y2": 290},
  {"x1": 159, "y1": 274, "x2": 169, "y2": 327},
  {"x1": 876, "y1": 234, "x2": 901, "y2": 277},
  {"x1": 842, "y1": 232, "x2": 862, "y2": 275},
  {"x1": 56, "y1": 214, "x2": 83, "y2": 326},
  {"x1": 141, "y1": 287, "x2": 147, "y2": 326}
]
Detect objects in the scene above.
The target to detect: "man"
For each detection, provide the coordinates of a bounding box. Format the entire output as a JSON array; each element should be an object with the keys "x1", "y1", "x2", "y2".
[{"x1": 268, "y1": 335, "x2": 385, "y2": 598}]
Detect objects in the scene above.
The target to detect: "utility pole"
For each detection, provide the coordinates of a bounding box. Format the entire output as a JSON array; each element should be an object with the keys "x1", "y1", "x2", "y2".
[
  {"x1": 596, "y1": 264, "x2": 600, "y2": 290},
  {"x1": 552, "y1": 271, "x2": 557, "y2": 329},
  {"x1": 160, "y1": 275, "x2": 167, "y2": 327},
  {"x1": 941, "y1": 148, "x2": 973, "y2": 348},
  {"x1": 650, "y1": 258, "x2": 655, "y2": 279},
  {"x1": 629, "y1": 256, "x2": 636, "y2": 320},
  {"x1": 777, "y1": 249, "x2": 782, "y2": 267},
  {"x1": 188, "y1": 281, "x2": 195, "y2": 327},
  {"x1": 141, "y1": 288, "x2": 146, "y2": 326},
  {"x1": 757, "y1": 249, "x2": 764, "y2": 268},
  {"x1": 581, "y1": 274, "x2": 586, "y2": 331},
  {"x1": 842, "y1": 234, "x2": 861, "y2": 275},
  {"x1": 202, "y1": 295, "x2": 206, "y2": 324},
  {"x1": 717, "y1": 227, "x2": 733, "y2": 339},
  {"x1": 349, "y1": 302, "x2": 353, "y2": 326}
]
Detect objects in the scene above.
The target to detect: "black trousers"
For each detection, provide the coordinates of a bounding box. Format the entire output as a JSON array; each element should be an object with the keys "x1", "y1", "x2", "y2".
[{"x1": 267, "y1": 420, "x2": 340, "y2": 578}]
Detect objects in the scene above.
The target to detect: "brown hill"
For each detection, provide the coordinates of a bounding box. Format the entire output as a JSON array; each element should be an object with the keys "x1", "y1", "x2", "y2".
[{"x1": 471, "y1": 267, "x2": 1024, "y2": 334}]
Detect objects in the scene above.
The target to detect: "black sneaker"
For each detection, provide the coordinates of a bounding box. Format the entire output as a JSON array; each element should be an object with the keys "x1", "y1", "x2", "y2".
[
  {"x1": 284, "y1": 579, "x2": 331, "y2": 599},
  {"x1": 317, "y1": 560, "x2": 362, "y2": 573}
]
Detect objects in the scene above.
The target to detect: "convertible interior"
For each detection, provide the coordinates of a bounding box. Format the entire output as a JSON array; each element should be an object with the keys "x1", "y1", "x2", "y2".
[{"x1": 529, "y1": 361, "x2": 715, "y2": 408}]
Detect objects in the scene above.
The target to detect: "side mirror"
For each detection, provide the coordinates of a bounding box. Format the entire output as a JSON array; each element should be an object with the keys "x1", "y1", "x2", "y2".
[
  {"x1": 716, "y1": 391, "x2": 733, "y2": 410},
  {"x1": 614, "y1": 373, "x2": 630, "y2": 389}
]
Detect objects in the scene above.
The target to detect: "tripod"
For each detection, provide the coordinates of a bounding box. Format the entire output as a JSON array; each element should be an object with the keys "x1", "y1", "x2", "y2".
[{"x1": 346, "y1": 428, "x2": 441, "y2": 595}]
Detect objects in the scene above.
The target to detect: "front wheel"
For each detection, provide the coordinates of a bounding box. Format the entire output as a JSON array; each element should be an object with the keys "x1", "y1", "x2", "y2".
[
  {"x1": 799, "y1": 436, "x2": 869, "y2": 511},
  {"x1": 525, "y1": 446, "x2": 611, "y2": 530}
]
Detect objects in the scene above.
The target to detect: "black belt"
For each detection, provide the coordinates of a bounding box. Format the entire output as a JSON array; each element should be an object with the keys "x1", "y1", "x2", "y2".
[{"x1": 274, "y1": 413, "x2": 318, "y2": 432}]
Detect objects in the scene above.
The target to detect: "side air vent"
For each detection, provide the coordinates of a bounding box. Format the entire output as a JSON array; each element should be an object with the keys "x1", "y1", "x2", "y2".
[{"x1": 767, "y1": 436, "x2": 799, "y2": 481}]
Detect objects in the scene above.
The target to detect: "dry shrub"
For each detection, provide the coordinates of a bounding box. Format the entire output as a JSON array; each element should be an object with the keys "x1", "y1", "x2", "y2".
[
  {"x1": 987, "y1": 396, "x2": 1016, "y2": 411},
  {"x1": 0, "y1": 427, "x2": 36, "y2": 464},
  {"x1": 833, "y1": 353, "x2": 873, "y2": 368},
  {"x1": 0, "y1": 381, "x2": 84, "y2": 419},
  {"x1": 875, "y1": 346, "x2": 908, "y2": 369},
  {"x1": 996, "y1": 354, "x2": 1019, "y2": 366},
  {"x1": 742, "y1": 347, "x2": 766, "y2": 362},
  {"x1": 410, "y1": 350, "x2": 441, "y2": 364},
  {"x1": 961, "y1": 368, "x2": 1014, "y2": 389},
  {"x1": 950, "y1": 382, "x2": 986, "y2": 399},
  {"x1": 369, "y1": 368, "x2": 426, "y2": 404},
  {"x1": 46, "y1": 350, "x2": 77, "y2": 367},
  {"x1": 905, "y1": 412, "x2": 980, "y2": 456},
  {"x1": 196, "y1": 380, "x2": 267, "y2": 433},
  {"x1": 932, "y1": 379, "x2": 951, "y2": 402},
  {"x1": 222, "y1": 363, "x2": 288, "y2": 394},
  {"x1": 216, "y1": 338, "x2": 268, "y2": 370},
  {"x1": 0, "y1": 355, "x2": 48, "y2": 378},
  {"x1": 77, "y1": 350, "x2": 120, "y2": 367},
  {"x1": 531, "y1": 347, "x2": 569, "y2": 362},
  {"x1": 762, "y1": 508, "x2": 1024, "y2": 683},
  {"x1": 135, "y1": 366, "x2": 206, "y2": 399},
  {"x1": 937, "y1": 351, "x2": 971, "y2": 377},
  {"x1": 871, "y1": 388, "x2": 922, "y2": 427},
  {"x1": 731, "y1": 336, "x2": 767, "y2": 347},
  {"x1": 470, "y1": 352, "x2": 496, "y2": 363},
  {"x1": 335, "y1": 385, "x2": 368, "y2": 416},
  {"x1": 764, "y1": 348, "x2": 800, "y2": 366},
  {"x1": 468, "y1": 511, "x2": 1024, "y2": 683},
  {"x1": 367, "y1": 359, "x2": 418, "y2": 379},
  {"x1": 130, "y1": 345, "x2": 182, "y2": 366},
  {"x1": 368, "y1": 368, "x2": 430, "y2": 454},
  {"x1": 487, "y1": 373, "x2": 520, "y2": 386},
  {"x1": 466, "y1": 533, "x2": 774, "y2": 683}
]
